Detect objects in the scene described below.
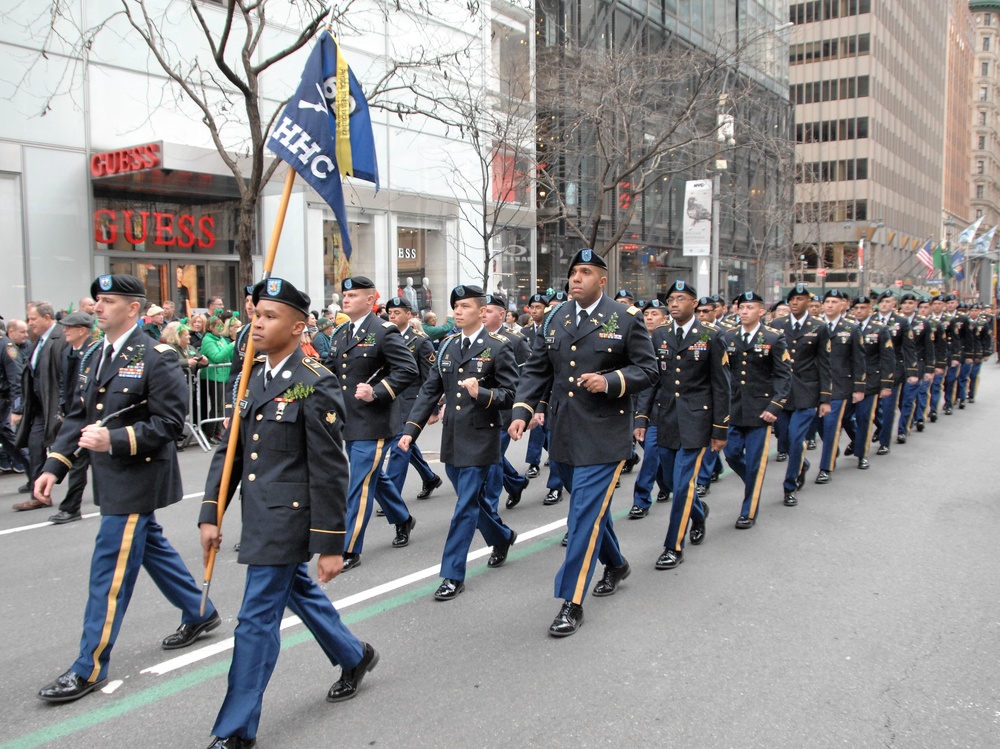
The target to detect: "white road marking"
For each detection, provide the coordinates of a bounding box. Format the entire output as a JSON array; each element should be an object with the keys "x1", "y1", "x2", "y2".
[
  {"x1": 101, "y1": 680, "x2": 124, "y2": 694},
  {"x1": 0, "y1": 492, "x2": 206, "y2": 536},
  {"x1": 140, "y1": 515, "x2": 568, "y2": 677}
]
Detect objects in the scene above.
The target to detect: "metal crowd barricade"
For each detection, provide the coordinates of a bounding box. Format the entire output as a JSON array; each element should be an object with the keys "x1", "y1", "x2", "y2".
[{"x1": 181, "y1": 363, "x2": 230, "y2": 452}]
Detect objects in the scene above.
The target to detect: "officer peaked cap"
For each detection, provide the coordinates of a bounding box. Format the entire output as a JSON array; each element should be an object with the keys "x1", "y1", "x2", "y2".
[
  {"x1": 91, "y1": 274, "x2": 145, "y2": 299},
  {"x1": 252, "y1": 277, "x2": 311, "y2": 316}
]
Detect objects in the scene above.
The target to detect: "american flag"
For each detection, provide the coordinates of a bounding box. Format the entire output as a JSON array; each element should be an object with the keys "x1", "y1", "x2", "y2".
[{"x1": 916, "y1": 240, "x2": 934, "y2": 278}]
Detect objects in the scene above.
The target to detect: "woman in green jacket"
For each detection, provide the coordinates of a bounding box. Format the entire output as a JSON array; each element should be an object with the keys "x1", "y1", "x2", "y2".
[{"x1": 199, "y1": 316, "x2": 234, "y2": 443}]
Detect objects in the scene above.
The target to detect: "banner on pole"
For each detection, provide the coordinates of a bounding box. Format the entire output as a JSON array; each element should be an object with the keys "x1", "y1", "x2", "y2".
[{"x1": 683, "y1": 179, "x2": 713, "y2": 257}]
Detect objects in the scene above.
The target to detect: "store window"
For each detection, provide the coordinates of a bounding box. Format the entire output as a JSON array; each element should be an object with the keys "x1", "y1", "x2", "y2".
[
  {"x1": 396, "y1": 224, "x2": 446, "y2": 317},
  {"x1": 494, "y1": 228, "x2": 534, "y2": 311}
]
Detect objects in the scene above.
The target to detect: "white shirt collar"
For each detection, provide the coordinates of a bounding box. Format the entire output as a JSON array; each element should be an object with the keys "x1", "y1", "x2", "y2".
[
  {"x1": 741, "y1": 323, "x2": 761, "y2": 340},
  {"x1": 462, "y1": 326, "x2": 486, "y2": 346},
  {"x1": 264, "y1": 351, "x2": 295, "y2": 382},
  {"x1": 676, "y1": 317, "x2": 695, "y2": 338},
  {"x1": 349, "y1": 312, "x2": 371, "y2": 333},
  {"x1": 791, "y1": 312, "x2": 809, "y2": 326},
  {"x1": 104, "y1": 324, "x2": 138, "y2": 359},
  {"x1": 575, "y1": 297, "x2": 601, "y2": 318},
  {"x1": 824, "y1": 315, "x2": 841, "y2": 328}
]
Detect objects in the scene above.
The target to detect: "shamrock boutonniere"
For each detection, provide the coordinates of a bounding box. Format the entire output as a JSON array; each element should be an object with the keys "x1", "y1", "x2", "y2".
[
  {"x1": 363, "y1": 333, "x2": 376, "y2": 345},
  {"x1": 125, "y1": 344, "x2": 145, "y2": 367},
  {"x1": 699, "y1": 332, "x2": 711, "y2": 344},
  {"x1": 600, "y1": 313, "x2": 619, "y2": 335},
  {"x1": 478, "y1": 347, "x2": 493, "y2": 361},
  {"x1": 276, "y1": 383, "x2": 315, "y2": 403},
  {"x1": 756, "y1": 332, "x2": 766, "y2": 345}
]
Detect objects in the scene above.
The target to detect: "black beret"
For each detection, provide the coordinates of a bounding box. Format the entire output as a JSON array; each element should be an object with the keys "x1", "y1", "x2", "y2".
[
  {"x1": 710, "y1": 294, "x2": 724, "y2": 305},
  {"x1": 900, "y1": 292, "x2": 918, "y2": 302},
  {"x1": 59, "y1": 311, "x2": 95, "y2": 328},
  {"x1": 877, "y1": 290, "x2": 896, "y2": 301},
  {"x1": 385, "y1": 297, "x2": 412, "y2": 312},
  {"x1": 252, "y1": 277, "x2": 311, "y2": 316},
  {"x1": 529, "y1": 293, "x2": 549, "y2": 306},
  {"x1": 567, "y1": 248, "x2": 608, "y2": 274},
  {"x1": 811, "y1": 294, "x2": 822, "y2": 302},
  {"x1": 342, "y1": 276, "x2": 376, "y2": 292},
  {"x1": 664, "y1": 280, "x2": 697, "y2": 299},
  {"x1": 450, "y1": 284, "x2": 485, "y2": 308},
  {"x1": 787, "y1": 283, "x2": 811, "y2": 300},
  {"x1": 852, "y1": 295, "x2": 872, "y2": 307},
  {"x1": 484, "y1": 293, "x2": 507, "y2": 309},
  {"x1": 824, "y1": 289, "x2": 847, "y2": 300},
  {"x1": 738, "y1": 290, "x2": 764, "y2": 304},
  {"x1": 643, "y1": 298, "x2": 668, "y2": 311},
  {"x1": 614, "y1": 289, "x2": 633, "y2": 300},
  {"x1": 769, "y1": 300, "x2": 787, "y2": 312},
  {"x1": 697, "y1": 296, "x2": 714, "y2": 308},
  {"x1": 244, "y1": 285, "x2": 255, "y2": 297},
  {"x1": 91, "y1": 274, "x2": 145, "y2": 299},
  {"x1": 551, "y1": 290, "x2": 569, "y2": 303},
  {"x1": 942, "y1": 293, "x2": 957, "y2": 302}
]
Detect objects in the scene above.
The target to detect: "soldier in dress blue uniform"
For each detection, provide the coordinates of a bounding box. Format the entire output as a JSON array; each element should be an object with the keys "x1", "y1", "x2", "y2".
[
  {"x1": 969, "y1": 304, "x2": 994, "y2": 399},
  {"x1": 382, "y1": 297, "x2": 442, "y2": 500},
  {"x1": 722, "y1": 291, "x2": 791, "y2": 527},
  {"x1": 34, "y1": 274, "x2": 219, "y2": 705},
  {"x1": 895, "y1": 292, "x2": 937, "y2": 440},
  {"x1": 400, "y1": 286, "x2": 519, "y2": 600},
  {"x1": 950, "y1": 299, "x2": 976, "y2": 409},
  {"x1": 199, "y1": 278, "x2": 377, "y2": 749},
  {"x1": 872, "y1": 291, "x2": 917, "y2": 454},
  {"x1": 521, "y1": 293, "x2": 550, "y2": 480},
  {"x1": 509, "y1": 249, "x2": 657, "y2": 636},
  {"x1": 322, "y1": 276, "x2": 418, "y2": 571},
  {"x1": 925, "y1": 295, "x2": 950, "y2": 421},
  {"x1": 629, "y1": 298, "x2": 672, "y2": 518},
  {"x1": 814, "y1": 290, "x2": 865, "y2": 485},
  {"x1": 843, "y1": 296, "x2": 895, "y2": 469},
  {"x1": 635, "y1": 280, "x2": 730, "y2": 571},
  {"x1": 770, "y1": 284, "x2": 832, "y2": 505},
  {"x1": 693, "y1": 296, "x2": 725, "y2": 496}
]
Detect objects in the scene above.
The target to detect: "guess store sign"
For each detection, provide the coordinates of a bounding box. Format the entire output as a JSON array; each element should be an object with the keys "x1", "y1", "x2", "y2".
[
  {"x1": 94, "y1": 208, "x2": 216, "y2": 248},
  {"x1": 90, "y1": 143, "x2": 162, "y2": 177}
]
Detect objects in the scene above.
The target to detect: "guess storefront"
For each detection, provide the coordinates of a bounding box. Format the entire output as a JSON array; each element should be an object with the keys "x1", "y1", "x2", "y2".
[{"x1": 90, "y1": 142, "x2": 244, "y2": 312}]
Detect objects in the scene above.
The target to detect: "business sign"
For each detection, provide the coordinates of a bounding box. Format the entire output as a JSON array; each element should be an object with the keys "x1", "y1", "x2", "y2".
[
  {"x1": 90, "y1": 143, "x2": 162, "y2": 177},
  {"x1": 93, "y1": 209, "x2": 215, "y2": 248},
  {"x1": 682, "y1": 180, "x2": 713, "y2": 257}
]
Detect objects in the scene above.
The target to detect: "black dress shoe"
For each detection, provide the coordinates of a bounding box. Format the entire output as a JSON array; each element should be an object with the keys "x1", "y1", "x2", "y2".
[
  {"x1": 656, "y1": 490, "x2": 671, "y2": 503},
  {"x1": 375, "y1": 507, "x2": 385, "y2": 517},
  {"x1": 858, "y1": 458, "x2": 870, "y2": 470},
  {"x1": 327, "y1": 642, "x2": 379, "y2": 702},
  {"x1": 916, "y1": 421, "x2": 925, "y2": 432},
  {"x1": 622, "y1": 454, "x2": 639, "y2": 473},
  {"x1": 806, "y1": 439, "x2": 817, "y2": 450},
  {"x1": 525, "y1": 464, "x2": 540, "y2": 479},
  {"x1": 433, "y1": 578, "x2": 465, "y2": 600},
  {"x1": 654, "y1": 548, "x2": 683, "y2": 570},
  {"x1": 695, "y1": 484, "x2": 709, "y2": 498},
  {"x1": 959, "y1": 400, "x2": 966, "y2": 409},
  {"x1": 896, "y1": 435, "x2": 907, "y2": 444},
  {"x1": 548, "y1": 601, "x2": 584, "y2": 637},
  {"x1": 734, "y1": 515, "x2": 755, "y2": 529},
  {"x1": 416, "y1": 475, "x2": 442, "y2": 499},
  {"x1": 38, "y1": 670, "x2": 106, "y2": 703},
  {"x1": 783, "y1": 491, "x2": 798, "y2": 506},
  {"x1": 342, "y1": 553, "x2": 361, "y2": 571},
  {"x1": 775, "y1": 452, "x2": 788, "y2": 462},
  {"x1": 969, "y1": 397, "x2": 975, "y2": 404},
  {"x1": 815, "y1": 470, "x2": 831, "y2": 485},
  {"x1": 627, "y1": 504, "x2": 648, "y2": 519},
  {"x1": 689, "y1": 501, "x2": 708, "y2": 545},
  {"x1": 17, "y1": 482, "x2": 32, "y2": 494},
  {"x1": 487, "y1": 529, "x2": 517, "y2": 568},
  {"x1": 795, "y1": 463, "x2": 808, "y2": 490},
  {"x1": 876, "y1": 445, "x2": 890, "y2": 456},
  {"x1": 49, "y1": 510, "x2": 82, "y2": 524},
  {"x1": 505, "y1": 484, "x2": 524, "y2": 509},
  {"x1": 392, "y1": 515, "x2": 415, "y2": 547},
  {"x1": 844, "y1": 442, "x2": 855, "y2": 456},
  {"x1": 543, "y1": 489, "x2": 562, "y2": 505},
  {"x1": 206, "y1": 737, "x2": 256, "y2": 749},
  {"x1": 162, "y1": 610, "x2": 222, "y2": 650},
  {"x1": 944, "y1": 406, "x2": 953, "y2": 415},
  {"x1": 929, "y1": 412, "x2": 937, "y2": 422},
  {"x1": 710, "y1": 467, "x2": 722, "y2": 483},
  {"x1": 592, "y1": 561, "x2": 630, "y2": 597}
]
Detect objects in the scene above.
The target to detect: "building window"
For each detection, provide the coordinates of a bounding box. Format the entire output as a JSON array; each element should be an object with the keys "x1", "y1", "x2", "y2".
[
  {"x1": 979, "y1": 135, "x2": 987, "y2": 150},
  {"x1": 981, "y1": 111, "x2": 989, "y2": 126},
  {"x1": 986, "y1": 13, "x2": 993, "y2": 26},
  {"x1": 978, "y1": 160, "x2": 986, "y2": 175},
  {"x1": 985, "y1": 36, "x2": 991, "y2": 52},
  {"x1": 977, "y1": 184, "x2": 985, "y2": 199},
  {"x1": 984, "y1": 62, "x2": 990, "y2": 78},
  {"x1": 981, "y1": 86, "x2": 989, "y2": 102},
  {"x1": 977, "y1": 209, "x2": 984, "y2": 219}
]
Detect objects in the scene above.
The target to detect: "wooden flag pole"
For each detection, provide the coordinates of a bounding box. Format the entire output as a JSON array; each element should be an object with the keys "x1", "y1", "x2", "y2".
[{"x1": 201, "y1": 167, "x2": 297, "y2": 615}]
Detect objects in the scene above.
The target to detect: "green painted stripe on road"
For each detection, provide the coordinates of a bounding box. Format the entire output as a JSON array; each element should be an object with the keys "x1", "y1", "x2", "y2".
[{"x1": 1, "y1": 531, "x2": 569, "y2": 749}]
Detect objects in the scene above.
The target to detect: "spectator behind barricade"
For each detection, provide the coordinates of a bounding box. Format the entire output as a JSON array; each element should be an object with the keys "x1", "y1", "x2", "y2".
[
  {"x1": 313, "y1": 317, "x2": 334, "y2": 358},
  {"x1": 301, "y1": 328, "x2": 320, "y2": 358},
  {"x1": 162, "y1": 300, "x2": 178, "y2": 322},
  {"x1": 199, "y1": 316, "x2": 233, "y2": 444},
  {"x1": 505, "y1": 310, "x2": 521, "y2": 333},
  {"x1": 188, "y1": 313, "x2": 207, "y2": 350},
  {"x1": 421, "y1": 311, "x2": 455, "y2": 342},
  {"x1": 162, "y1": 322, "x2": 208, "y2": 373},
  {"x1": 142, "y1": 304, "x2": 165, "y2": 341},
  {"x1": 225, "y1": 316, "x2": 243, "y2": 342},
  {"x1": 327, "y1": 300, "x2": 350, "y2": 326}
]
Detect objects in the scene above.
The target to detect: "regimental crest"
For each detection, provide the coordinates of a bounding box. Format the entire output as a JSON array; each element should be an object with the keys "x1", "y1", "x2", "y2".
[
  {"x1": 455, "y1": 286, "x2": 465, "y2": 298},
  {"x1": 677, "y1": 281, "x2": 686, "y2": 291},
  {"x1": 618, "y1": 288, "x2": 627, "y2": 296},
  {"x1": 266, "y1": 279, "x2": 282, "y2": 296},
  {"x1": 485, "y1": 294, "x2": 493, "y2": 305},
  {"x1": 744, "y1": 291, "x2": 754, "y2": 301},
  {"x1": 581, "y1": 249, "x2": 593, "y2": 262},
  {"x1": 344, "y1": 278, "x2": 353, "y2": 290},
  {"x1": 325, "y1": 411, "x2": 337, "y2": 424},
  {"x1": 98, "y1": 275, "x2": 112, "y2": 291},
  {"x1": 795, "y1": 283, "x2": 807, "y2": 294}
]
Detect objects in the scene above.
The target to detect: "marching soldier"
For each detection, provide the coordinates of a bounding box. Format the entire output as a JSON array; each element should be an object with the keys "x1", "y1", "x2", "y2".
[
  {"x1": 521, "y1": 293, "x2": 550, "y2": 480},
  {"x1": 872, "y1": 291, "x2": 917, "y2": 455},
  {"x1": 693, "y1": 296, "x2": 724, "y2": 496},
  {"x1": 34, "y1": 274, "x2": 219, "y2": 704},
  {"x1": 400, "y1": 286, "x2": 519, "y2": 600},
  {"x1": 509, "y1": 249, "x2": 657, "y2": 637},
  {"x1": 843, "y1": 296, "x2": 894, "y2": 470},
  {"x1": 926, "y1": 296, "x2": 950, "y2": 421},
  {"x1": 970, "y1": 304, "x2": 994, "y2": 400},
  {"x1": 199, "y1": 278, "x2": 377, "y2": 749},
  {"x1": 722, "y1": 291, "x2": 791, "y2": 527},
  {"x1": 323, "y1": 277, "x2": 418, "y2": 571},
  {"x1": 382, "y1": 297, "x2": 443, "y2": 501},
  {"x1": 770, "y1": 284, "x2": 832, "y2": 504},
  {"x1": 635, "y1": 280, "x2": 730, "y2": 571},
  {"x1": 814, "y1": 290, "x2": 865, "y2": 485},
  {"x1": 896, "y1": 293, "x2": 936, "y2": 440}
]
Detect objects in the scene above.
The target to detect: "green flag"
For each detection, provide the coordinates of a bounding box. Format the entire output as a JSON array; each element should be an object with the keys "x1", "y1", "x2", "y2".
[{"x1": 933, "y1": 245, "x2": 953, "y2": 278}]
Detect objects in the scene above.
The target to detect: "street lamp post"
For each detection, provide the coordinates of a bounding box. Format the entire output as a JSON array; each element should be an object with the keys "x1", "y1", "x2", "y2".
[{"x1": 943, "y1": 218, "x2": 958, "y2": 294}]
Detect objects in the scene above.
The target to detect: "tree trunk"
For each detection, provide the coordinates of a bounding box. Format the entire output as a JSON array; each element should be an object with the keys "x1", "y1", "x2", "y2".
[{"x1": 235, "y1": 197, "x2": 257, "y2": 290}]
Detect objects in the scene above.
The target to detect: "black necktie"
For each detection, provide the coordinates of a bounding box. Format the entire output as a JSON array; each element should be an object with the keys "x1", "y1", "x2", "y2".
[
  {"x1": 462, "y1": 338, "x2": 471, "y2": 354},
  {"x1": 265, "y1": 370, "x2": 274, "y2": 387},
  {"x1": 793, "y1": 321, "x2": 801, "y2": 334},
  {"x1": 578, "y1": 310, "x2": 589, "y2": 327},
  {"x1": 828, "y1": 322, "x2": 834, "y2": 334},
  {"x1": 97, "y1": 345, "x2": 114, "y2": 379},
  {"x1": 675, "y1": 327, "x2": 683, "y2": 345},
  {"x1": 743, "y1": 332, "x2": 751, "y2": 347},
  {"x1": 348, "y1": 323, "x2": 356, "y2": 339}
]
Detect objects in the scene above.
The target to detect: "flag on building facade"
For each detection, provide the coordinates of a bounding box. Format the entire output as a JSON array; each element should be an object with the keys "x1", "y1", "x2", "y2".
[
  {"x1": 933, "y1": 244, "x2": 952, "y2": 279},
  {"x1": 956, "y1": 216, "x2": 984, "y2": 246},
  {"x1": 916, "y1": 240, "x2": 934, "y2": 277},
  {"x1": 952, "y1": 249, "x2": 966, "y2": 282},
  {"x1": 267, "y1": 30, "x2": 379, "y2": 259},
  {"x1": 974, "y1": 225, "x2": 997, "y2": 254}
]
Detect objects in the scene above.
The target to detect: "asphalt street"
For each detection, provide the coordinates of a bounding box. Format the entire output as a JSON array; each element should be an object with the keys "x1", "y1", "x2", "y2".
[{"x1": 1, "y1": 370, "x2": 999, "y2": 749}]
